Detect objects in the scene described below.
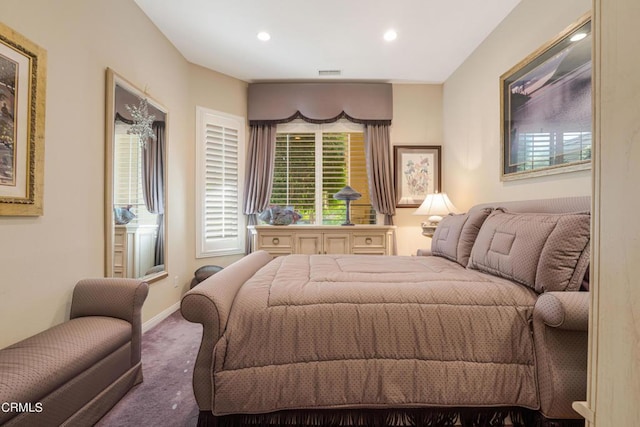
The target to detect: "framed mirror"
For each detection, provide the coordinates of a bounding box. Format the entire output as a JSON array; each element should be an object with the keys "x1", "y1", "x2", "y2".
[{"x1": 105, "y1": 68, "x2": 168, "y2": 282}]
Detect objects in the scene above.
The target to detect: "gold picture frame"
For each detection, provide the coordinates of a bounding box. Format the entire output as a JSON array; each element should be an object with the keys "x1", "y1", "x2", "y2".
[
  {"x1": 500, "y1": 13, "x2": 591, "y2": 181},
  {"x1": 0, "y1": 22, "x2": 47, "y2": 216}
]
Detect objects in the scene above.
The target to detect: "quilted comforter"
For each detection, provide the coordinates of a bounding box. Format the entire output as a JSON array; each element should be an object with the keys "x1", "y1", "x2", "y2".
[{"x1": 211, "y1": 254, "x2": 539, "y2": 415}]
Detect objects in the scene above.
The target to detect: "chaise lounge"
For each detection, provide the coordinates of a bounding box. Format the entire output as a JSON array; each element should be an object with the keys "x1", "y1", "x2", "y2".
[{"x1": 0, "y1": 278, "x2": 149, "y2": 427}]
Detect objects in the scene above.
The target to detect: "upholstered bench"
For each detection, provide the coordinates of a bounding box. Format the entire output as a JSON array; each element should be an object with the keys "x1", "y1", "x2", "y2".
[{"x1": 0, "y1": 278, "x2": 148, "y2": 427}]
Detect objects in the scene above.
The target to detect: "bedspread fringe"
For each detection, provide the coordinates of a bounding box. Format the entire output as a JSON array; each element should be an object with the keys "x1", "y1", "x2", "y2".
[{"x1": 198, "y1": 408, "x2": 584, "y2": 427}]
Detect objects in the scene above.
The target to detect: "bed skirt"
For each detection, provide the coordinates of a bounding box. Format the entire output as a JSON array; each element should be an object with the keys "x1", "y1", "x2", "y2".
[{"x1": 196, "y1": 408, "x2": 585, "y2": 427}]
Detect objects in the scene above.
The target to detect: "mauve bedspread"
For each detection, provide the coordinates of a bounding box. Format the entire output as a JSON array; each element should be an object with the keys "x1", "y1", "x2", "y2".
[{"x1": 212, "y1": 254, "x2": 539, "y2": 415}]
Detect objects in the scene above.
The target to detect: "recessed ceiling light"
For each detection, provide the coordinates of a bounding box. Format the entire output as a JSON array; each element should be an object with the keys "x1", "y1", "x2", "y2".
[
  {"x1": 384, "y1": 29, "x2": 397, "y2": 42},
  {"x1": 257, "y1": 32, "x2": 271, "y2": 41},
  {"x1": 570, "y1": 32, "x2": 587, "y2": 42}
]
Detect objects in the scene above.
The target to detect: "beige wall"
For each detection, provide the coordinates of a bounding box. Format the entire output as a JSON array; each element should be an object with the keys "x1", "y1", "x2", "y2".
[
  {"x1": 443, "y1": 0, "x2": 592, "y2": 211},
  {"x1": 391, "y1": 0, "x2": 591, "y2": 257},
  {"x1": 186, "y1": 63, "x2": 248, "y2": 272},
  {"x1": 391, "y1": 84, "x2": 443, "y2": 256},
  {"x1": 0, "y1": 0, "x2": 248, "y2": 348}
]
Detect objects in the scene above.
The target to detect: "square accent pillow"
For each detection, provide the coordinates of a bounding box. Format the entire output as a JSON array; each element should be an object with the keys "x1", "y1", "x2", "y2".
[
  {"x1": 467, "y1": 209, "x2": 590, "y2": 293},
  {"x1": 431, "y1": 208, "x2": 492, "y2": 267}
]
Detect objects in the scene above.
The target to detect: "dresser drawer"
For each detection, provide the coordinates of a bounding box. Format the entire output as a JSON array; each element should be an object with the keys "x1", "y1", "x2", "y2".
[
  {"x1": 114, "y1": 230, "x2": 126, "y2": 247},
  {"x1": 248, "y1": 225, "x2": 396, "y2": 256},
  {"x1": 352, "y1": 233, "x2": 386, "y2": 249},
  {"x1": 258, "y1": 234, "x2": 293, "y2": 249}
]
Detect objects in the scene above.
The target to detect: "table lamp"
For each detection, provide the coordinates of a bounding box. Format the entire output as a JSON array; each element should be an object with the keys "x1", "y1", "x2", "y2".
[
  {"x1": 413, "y1": 192, "x2": 458, "y2": 237},
  {"x1": 333, "y1": 185, "x2": 362, "y2": 226}
]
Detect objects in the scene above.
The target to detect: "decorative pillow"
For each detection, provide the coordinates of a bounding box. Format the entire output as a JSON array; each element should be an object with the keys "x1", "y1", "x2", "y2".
[
  {"x1": 114, "y1": 206, "x2": 136, "y2": 224},
  {"x1": 467, "y1": 209, "x2": 590, "y2": 293},
  {"x1": 431, "y1": 208, "x2": 492, "y2": 267},
  {"x1": 259, "y1": 205, "x2": 301, "y2": 225}
]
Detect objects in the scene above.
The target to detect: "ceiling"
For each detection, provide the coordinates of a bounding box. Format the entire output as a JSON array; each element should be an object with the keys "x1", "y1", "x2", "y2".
[{"x1": 134, "y1": 0, "x2": 522, "y2": 84}]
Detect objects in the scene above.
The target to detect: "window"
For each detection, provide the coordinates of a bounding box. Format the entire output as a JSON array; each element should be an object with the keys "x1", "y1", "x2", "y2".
[
  {"x1": 195, "y1": 107, "x2": 245, "y2": 257},
  {"x1": 113, "y1": 125, "x2": 157, "y2": 226},
  {"x1": 271, "y1": 122, "x2": 375, "y2": 225},
  {"x1": 514, "y1": 131, "x2": 591, "y2": 171}
]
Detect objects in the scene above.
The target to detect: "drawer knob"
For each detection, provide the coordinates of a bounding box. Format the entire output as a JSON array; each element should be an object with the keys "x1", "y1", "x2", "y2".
[
  {"x1": 365, "y1": 237, "x2": 373, "y2": 245},
  {"x1": 272, "y1": 237, "x2": 280, "y2": 245}
]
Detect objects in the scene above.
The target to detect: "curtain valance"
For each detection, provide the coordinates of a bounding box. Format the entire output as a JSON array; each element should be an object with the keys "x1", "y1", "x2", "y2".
[{"x1": 248, "y1": 83, "x2": 392, "y2": 125}]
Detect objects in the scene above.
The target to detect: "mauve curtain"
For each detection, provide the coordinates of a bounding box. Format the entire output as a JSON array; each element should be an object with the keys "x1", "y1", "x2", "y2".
[
  {"x1": 142, "y1": 122, "x2": 165, "y2": 266},
  {"x1": 243, "y1": 124, "x2": 277, "y2": 253},
  {"x1": 365, "y1": 123, "x2": 396, "y2": 227}
]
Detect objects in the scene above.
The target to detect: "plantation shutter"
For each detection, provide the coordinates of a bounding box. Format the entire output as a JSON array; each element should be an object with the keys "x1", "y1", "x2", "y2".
[
  {"x1": 515, "y1": 131, "x2": 592, "y2": 172},
  {"x1": 205, "y1": 124, "x2": 238, "y2": 238},
  {"x1": 520, "y1": 132, "x2": 553, "y2": 169},
  {"x1": 270, "y1": 124, "x2": 375, "y2": 225},
  {"x1": 114, "y1": 132, "x2": 141, "y2": 209},
  {"x1": 271, "y1": 132, "x2": 317, "y2": 223},
  {"x1": 113, "y1": 129, "x2": 156, "y2": 226},
  {"x1": 196, "y1": 107, "x2": 245, "y2": 257},
  {"x1": 321, "y1": 133, "x2": 348, "y2": 224},
  {"x1": 322, "y1": 132, "x2": 374, "y2": 225}
]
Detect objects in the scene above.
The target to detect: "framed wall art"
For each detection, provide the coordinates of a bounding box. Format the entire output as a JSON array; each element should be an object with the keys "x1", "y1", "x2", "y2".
[
  {"x1": 500, "y1": 13, "x2": 591, "y2": 181},
  {"x1": 0, "y1": 22, "x2": 47, "y2": 216},
  {"x1": 394, "y1": 145, "x2": 441, "y2": 208}
]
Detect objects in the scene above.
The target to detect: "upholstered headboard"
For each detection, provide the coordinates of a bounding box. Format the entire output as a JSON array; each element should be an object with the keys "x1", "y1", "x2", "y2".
[{"x1": 469, "y1": 196, "x2": 591, "y2": 215}]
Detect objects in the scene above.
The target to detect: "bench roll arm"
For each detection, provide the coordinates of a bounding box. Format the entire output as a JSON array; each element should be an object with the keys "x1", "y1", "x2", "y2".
[{"x1": 70, "y1": 278, "x2": 149, "y2": 365}]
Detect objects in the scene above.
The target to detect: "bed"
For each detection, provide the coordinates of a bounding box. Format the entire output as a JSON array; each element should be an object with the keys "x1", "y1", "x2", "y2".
[{"x1": 182, "y1": 197, "x2": 590, "y2": 427}]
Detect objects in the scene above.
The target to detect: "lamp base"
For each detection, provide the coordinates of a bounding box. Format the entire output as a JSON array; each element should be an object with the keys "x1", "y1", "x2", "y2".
[
  {"x1": 421, "y1": 224, "x2": 437, "y2": 237},
  {"x1": 421, "y1": 219, "x2": 441, "y2": 238},
  {"x1": 341, "y1": 199, "x2": 356, "y2": 226}
]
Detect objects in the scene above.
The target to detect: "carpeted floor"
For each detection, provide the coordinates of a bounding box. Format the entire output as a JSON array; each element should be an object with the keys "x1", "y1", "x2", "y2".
[{"x1": 96, "y1": 310, "x2": 201, "y2": 427}]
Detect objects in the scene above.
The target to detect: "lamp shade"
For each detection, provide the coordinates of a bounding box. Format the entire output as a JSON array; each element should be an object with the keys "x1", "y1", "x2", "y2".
[
  {"x1": 333, "y1": 185, "x2": 362, "y2": 201},
  {"x1": 413, "y1": 193, "x2": 458, "y2": 217}
]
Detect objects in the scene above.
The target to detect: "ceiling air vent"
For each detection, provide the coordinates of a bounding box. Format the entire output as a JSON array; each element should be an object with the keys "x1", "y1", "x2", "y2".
[{"x1": 318, "y1": 69, "x2": 342, "y2": 77}]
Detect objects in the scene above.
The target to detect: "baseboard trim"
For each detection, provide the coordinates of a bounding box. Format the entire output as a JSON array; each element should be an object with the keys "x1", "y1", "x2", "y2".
[{"x1": 142, "y1": 302, "x2": 180, "y2": 333}]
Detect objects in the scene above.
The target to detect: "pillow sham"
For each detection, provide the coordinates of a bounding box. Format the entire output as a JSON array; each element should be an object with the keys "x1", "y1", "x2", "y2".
[
  {"x1": 467, "y1": 209, "x2": 590, "y2": 293},
  {"x1": 431, "y1": 208, "x2": 492, "y2": 267}
]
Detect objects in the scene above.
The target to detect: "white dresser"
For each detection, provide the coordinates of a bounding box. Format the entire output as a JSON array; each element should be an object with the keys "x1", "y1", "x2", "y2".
[
  {"x1": 113, "y1": 224, "x2": 158, "y2": 278},
  {"x1": 247, "y1": 225, "x2": 396, "y2": 256}
]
